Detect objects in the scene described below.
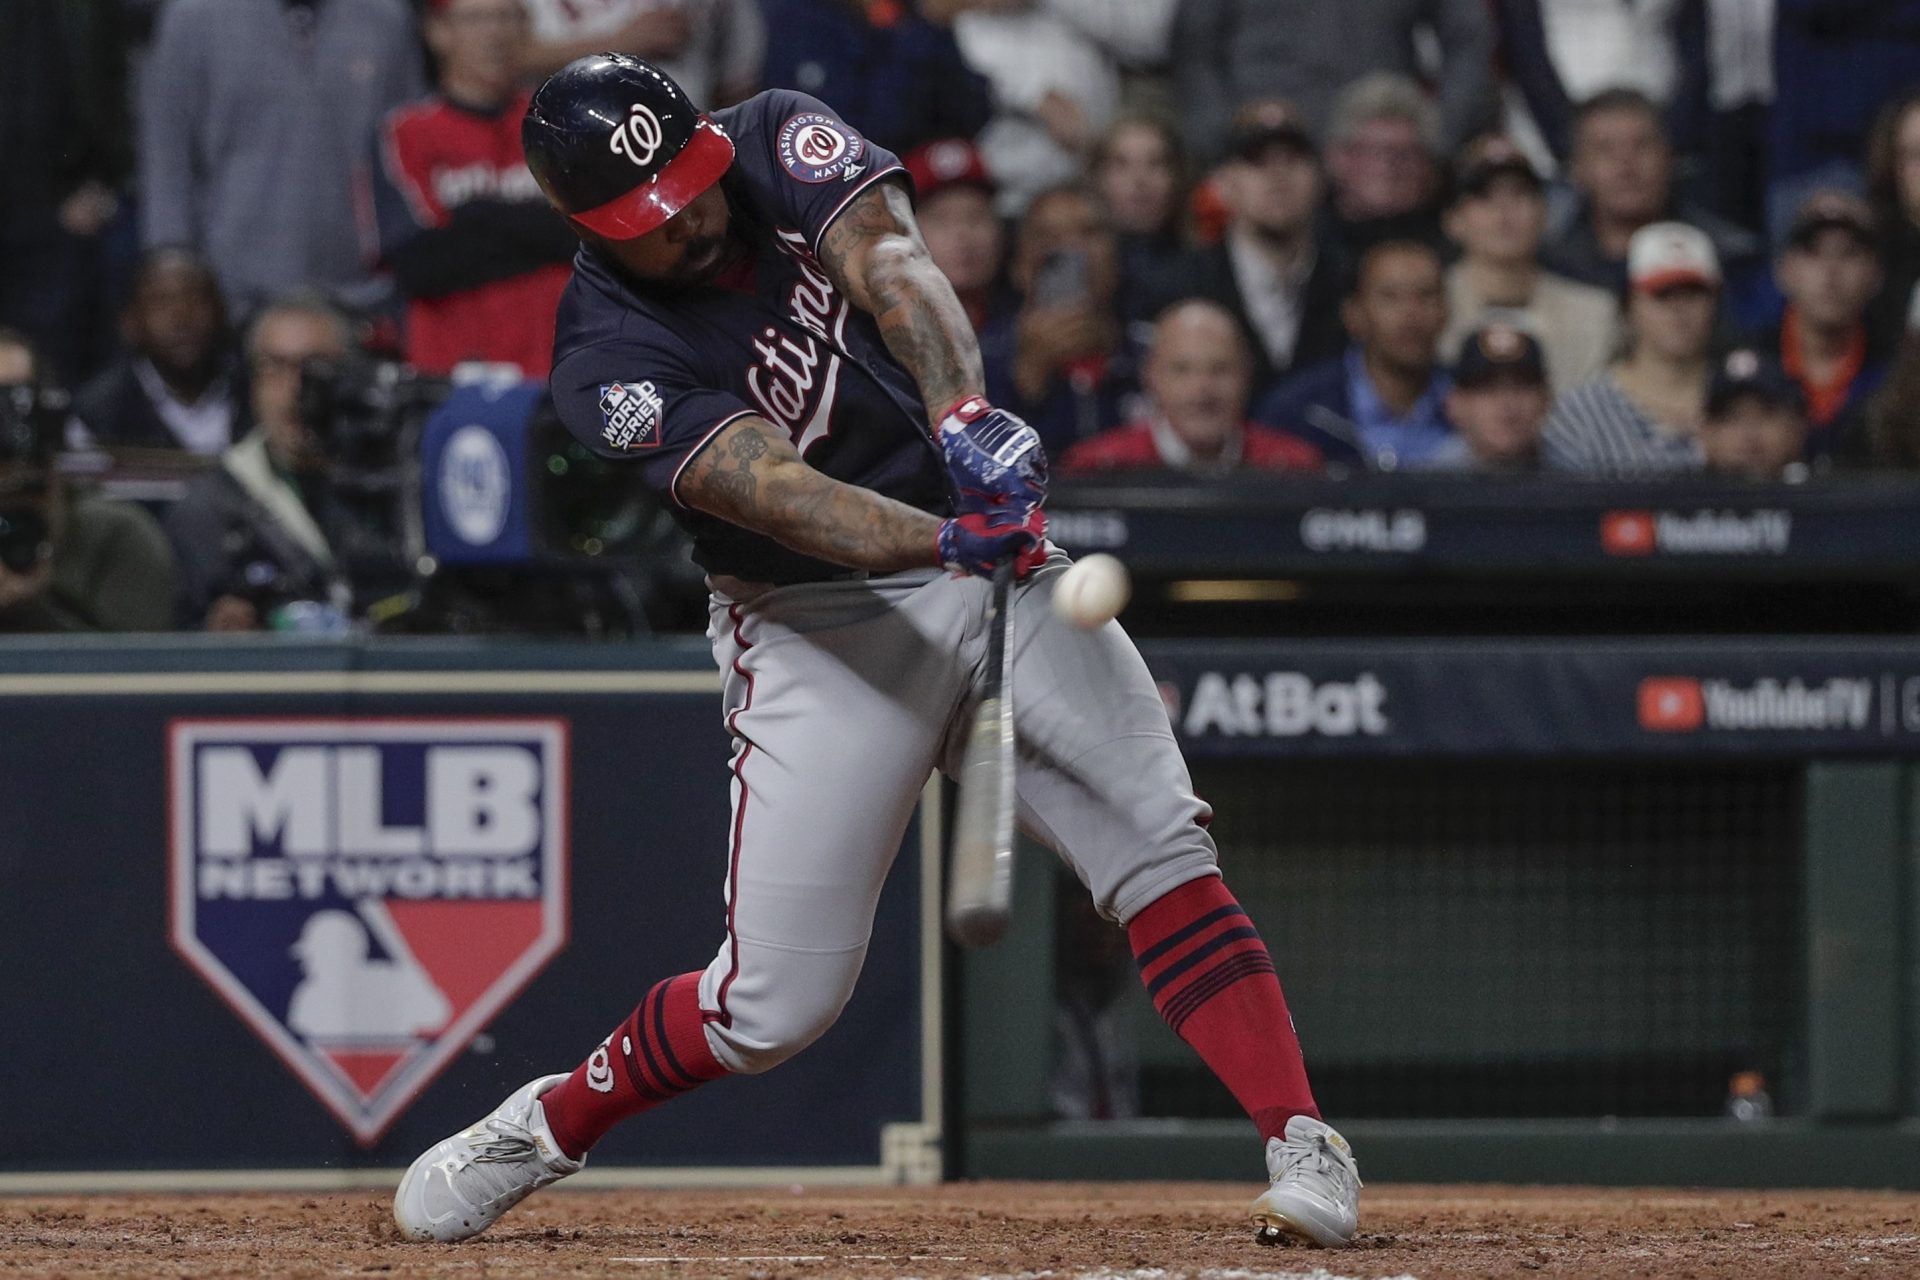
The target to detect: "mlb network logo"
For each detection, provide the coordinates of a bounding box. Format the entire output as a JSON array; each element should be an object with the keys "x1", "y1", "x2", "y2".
[{"x1": 168, "y1": 719, "x2": 569, "y2": 1145}]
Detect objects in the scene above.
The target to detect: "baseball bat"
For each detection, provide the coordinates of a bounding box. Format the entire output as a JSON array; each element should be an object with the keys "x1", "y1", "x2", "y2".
[{"x1": 945, "y1": 559, "x2": 1017, "y2": 948}]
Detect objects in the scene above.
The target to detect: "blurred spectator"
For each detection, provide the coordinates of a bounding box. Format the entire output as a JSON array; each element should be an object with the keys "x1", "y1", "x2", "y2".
[
  {"x1": 1440, "y1": 135, "x2": 1619, "y2": 393},
  {"x1": 992, "y1": 185, "x2": 1140, "y2": 456},
  {"x1": 1253, "y1": 240, "x2": 1454, "y2": 471},
  {"x1": 1699, "y1": 346, "x2": 1810, "y2": 479},
  {"x1": 1544, "y1": 89, "x2": 1763, "y2": 322},
  {"x1": 70, "y1": 247, "x2": 239, "y2": 455},
  {"x1": 1091, "y1": 115, "x2": 1191, "y2": 325},
  {"x1": 1865, "y1": 283, "x2": 1920, "y2": 469},
  {"x1": 1769, "y1": 2, "x2": 1920, "y2": 240},
  {"x1": 164, "y1": 295, "x2": 363, "y2": 632},
  {"x1": 952, "y1": 1, "x2": 1122, "y2": 216},
  {"x1": 1543, "y1": 222, "x2": 1719, "y2": 474},
  {"x1": 758, "y1": 0, "x2": 990, "y2": 157},
  {"x1": 0, "y1": 0, "x2": 133, "y2": 387},
  {"x1": 1491, "y1": 0, "x2": 1688, "y2": 161},
  {"x1": 368, "y1": 0, "x2": 574, "y2": 378},
  {"x1": 1762, "y1": 192, "x2": 1887, "y2": 463},
  {"x1": 140, "y1": 0, "x2": 424, "y2": 318},
  {"x1": 1322, "y1": 74, "x2": 1448, "y2": 262},
  {"x1": 1865, "y1": 92, "x2": 1920, "y2": 345},
  {"x1": 0, "y1": 329, "x2": 177, "y2": 633},
  {"x1": 1428, "y1": 322, "x2": 1550, "y2": 472},
  {"x1": 1692, "y1": 0, "x2": 1773, "y2": 235},
  {"x1": 1058, "y1": 300, "x2": 1321, "y2": 474},
  {"x1": 520, "y1": 0, "x2": 764, "y2": 108},
  {"x1": 1169, "y1": 0, "x2": 1496, "y2": 163},
  {"x1": 1158, "y1": 101, "x2": 1347, "y2": 393},
  {"x1": 905, "y1": 139, "x2": 1015, "y2": 343}
]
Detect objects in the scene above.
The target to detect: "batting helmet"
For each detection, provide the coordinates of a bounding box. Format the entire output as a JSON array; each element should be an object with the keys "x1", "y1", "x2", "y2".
[{"x1": 522, "y1": 54, "x2": 736, "y2": 240}]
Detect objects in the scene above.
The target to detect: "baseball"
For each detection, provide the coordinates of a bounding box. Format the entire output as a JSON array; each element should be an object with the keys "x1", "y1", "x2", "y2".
[{"x1": 1051, "y1": 553, "x2": 1131, "y2": 629}]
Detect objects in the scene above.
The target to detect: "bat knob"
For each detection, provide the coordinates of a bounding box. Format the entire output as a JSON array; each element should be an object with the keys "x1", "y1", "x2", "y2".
[{"x1": 945, "y1": 905, "x2": 1010, "y2": 949}]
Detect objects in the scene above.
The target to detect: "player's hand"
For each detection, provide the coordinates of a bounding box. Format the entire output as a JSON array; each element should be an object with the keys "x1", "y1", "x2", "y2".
[
  {"x1": 937, "y1": 396, "x2": 1048, "y2": 519},
  {"x1": 935, "y1": 508, "x2": 1048, "y2": 580}
]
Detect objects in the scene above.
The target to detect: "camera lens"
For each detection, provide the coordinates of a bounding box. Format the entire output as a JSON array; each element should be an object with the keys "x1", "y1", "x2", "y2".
[{"x1": 0, "y1": 505, "x2": 50, "y2": 575}]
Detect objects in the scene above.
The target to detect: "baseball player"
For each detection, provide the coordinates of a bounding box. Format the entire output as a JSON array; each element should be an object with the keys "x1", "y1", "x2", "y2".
[{"x1": 392, "y1": 54, "x2": 1361, "y2": 1249}]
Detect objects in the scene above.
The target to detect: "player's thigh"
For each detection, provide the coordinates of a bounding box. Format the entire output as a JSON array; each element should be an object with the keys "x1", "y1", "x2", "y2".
[
  {"x1": 998, "y1": 561, "x2": 1219, "y2": 924},
  {"x1": 711, "y1": 581, "x2": 966, "y2": 950}
]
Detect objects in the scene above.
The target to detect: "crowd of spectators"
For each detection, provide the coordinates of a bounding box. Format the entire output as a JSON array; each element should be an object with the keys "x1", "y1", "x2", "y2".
[{"x1": 10, "y1": 0, "x2": 1920, "y2": 633}]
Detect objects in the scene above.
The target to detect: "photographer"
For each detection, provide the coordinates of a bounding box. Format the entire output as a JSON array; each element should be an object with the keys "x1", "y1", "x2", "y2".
[
  {"x1": 162, "y1": 294, "x2": 367, "y2": 632},
  {"x1": 0, "y1": 330, "x2": 177, "y2": 633}
]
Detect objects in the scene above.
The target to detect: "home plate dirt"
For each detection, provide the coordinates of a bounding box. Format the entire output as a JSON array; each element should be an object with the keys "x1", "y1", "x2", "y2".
[{"x1": 4, "y1": 1183, "x2": 1919, "y2": 1279}]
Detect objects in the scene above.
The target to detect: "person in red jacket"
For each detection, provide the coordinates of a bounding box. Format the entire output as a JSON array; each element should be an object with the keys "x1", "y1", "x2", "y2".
[
  {"x1": 1060, "y1": 299, "x2": 1323, "y2": 475},
  {"x1": 366, "y1": 0, "x2": 575, "y2": 376}
]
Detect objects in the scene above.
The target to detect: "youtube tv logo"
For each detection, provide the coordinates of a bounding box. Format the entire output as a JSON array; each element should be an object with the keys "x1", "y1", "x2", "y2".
[
  {"x1": 1638, "y1": 678, "x2": 1705, "y2": 732},
  {"x1": 1602, "y1": 510, "x2": 1657, "y2": 556}
]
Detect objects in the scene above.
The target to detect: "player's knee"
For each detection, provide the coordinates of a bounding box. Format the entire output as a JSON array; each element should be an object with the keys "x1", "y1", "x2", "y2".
[{"x1": 704, "y1": 962, "x2": 861, "y2": 1075}]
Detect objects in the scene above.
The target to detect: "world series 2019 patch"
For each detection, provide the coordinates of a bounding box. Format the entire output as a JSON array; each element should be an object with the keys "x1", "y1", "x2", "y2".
[
  {"x1": 600, "y1": 380, "x2": 665, "y2": 450},
  {"x1": 777, "y1": 112, "x2": 866, "y2": 184}
]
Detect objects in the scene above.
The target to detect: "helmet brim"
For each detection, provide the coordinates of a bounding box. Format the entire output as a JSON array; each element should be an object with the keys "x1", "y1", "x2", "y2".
[{"x1": 568, "y1": 119, "x2": 735, "y2": 240}]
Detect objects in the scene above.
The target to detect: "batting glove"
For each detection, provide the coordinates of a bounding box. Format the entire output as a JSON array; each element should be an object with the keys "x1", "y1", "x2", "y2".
[
  {"x1": 935, "y1": 508, "x2": 1049, "y2": 580},
  {"x1": 936, "y1": 396, "x2": 1048, "y2": 518}
]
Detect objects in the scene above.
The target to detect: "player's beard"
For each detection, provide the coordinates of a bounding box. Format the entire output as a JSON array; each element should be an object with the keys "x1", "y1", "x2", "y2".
[{"x1": 677, "y1": 233, "x2": 737, "y2": 284}]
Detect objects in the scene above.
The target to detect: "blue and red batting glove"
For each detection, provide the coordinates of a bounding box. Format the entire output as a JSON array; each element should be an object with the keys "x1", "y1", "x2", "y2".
[
  {"x1": 936, "y1": 396, "x2": 1048, "y2": 518},
  {"x1": 935, "y1": 508, "x2": 1049, "y2": 580}
]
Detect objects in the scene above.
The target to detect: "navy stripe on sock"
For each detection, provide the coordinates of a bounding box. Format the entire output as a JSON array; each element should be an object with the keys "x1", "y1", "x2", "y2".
[
  {"x1": 1163, "y1": 952, "x2": 1277, "y2": 1034},
  {"x1": 631, "y1": 985, "x2": 686, "y2": 1099},
  {"x1": 1134, "y1": 903, "x2": 1245, "y2": 970},
  {"x1": 1145, "y1": 924, "x2": 1262, "y2": 997},
  {"x1": 651, "y1": 979, "x2": 699, "y2": 1090},
  {"x1": 619, "y1": 1008, "x2": 669, "y2": 1102}
]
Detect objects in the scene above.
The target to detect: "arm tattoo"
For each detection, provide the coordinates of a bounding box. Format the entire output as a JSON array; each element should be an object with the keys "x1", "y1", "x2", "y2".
[
  {"x1": 818, "y1": 181, "x2": 984, "y2": 418},
  {"x1": 680, "y1": 415, "x2": 943, "y2": 570}
]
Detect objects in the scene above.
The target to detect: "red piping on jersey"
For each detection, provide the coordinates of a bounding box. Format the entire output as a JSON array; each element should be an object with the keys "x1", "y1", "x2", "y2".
[
  {"x1": 709, "y1": 602, "x2": 755, "y2": 1029},
  {"x1": 669, "y1": 409, "x2": 758, "y2": 510},
  {"x1": 569, "y1": 119, "x2": 736, "y2": 240},
  {"x1": 808, "y1": 163, "x2": 909, "y2": 259}
]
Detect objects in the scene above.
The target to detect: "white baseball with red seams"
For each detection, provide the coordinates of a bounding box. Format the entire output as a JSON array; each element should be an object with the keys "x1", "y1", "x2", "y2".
[{"x1": 1051, "y1": 553, "x2": 1131, "y2": 630}]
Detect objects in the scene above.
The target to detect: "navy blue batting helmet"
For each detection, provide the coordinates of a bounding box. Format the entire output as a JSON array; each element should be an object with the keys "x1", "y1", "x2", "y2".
[{"x1": 521, "y1": 54, "x2": 735, "y2": 240}]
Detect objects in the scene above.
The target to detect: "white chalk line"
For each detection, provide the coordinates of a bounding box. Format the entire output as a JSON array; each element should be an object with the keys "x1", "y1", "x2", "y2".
[{"x1": 610, "y1": 1256, "x2": 971, "y2": 1265}]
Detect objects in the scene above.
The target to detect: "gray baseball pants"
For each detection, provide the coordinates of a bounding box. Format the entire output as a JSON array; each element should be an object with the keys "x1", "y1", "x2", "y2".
[{"x1": 694, "y1": 555, "x2": 1220, "y2": 1074}]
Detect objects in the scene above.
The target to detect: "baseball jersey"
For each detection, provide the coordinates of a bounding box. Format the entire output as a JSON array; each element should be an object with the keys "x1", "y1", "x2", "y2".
[
  {"x1": 370, "y1": 91, "x2": 571, "y2": 377},
  {"x1": 548, "y1": 89, "x2": 952, "y2": 584}
]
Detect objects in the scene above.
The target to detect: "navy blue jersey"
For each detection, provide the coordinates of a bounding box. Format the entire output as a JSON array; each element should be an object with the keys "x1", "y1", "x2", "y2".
[{"x1": 548, "y1": 90, "x2": 951, "y2": 583}]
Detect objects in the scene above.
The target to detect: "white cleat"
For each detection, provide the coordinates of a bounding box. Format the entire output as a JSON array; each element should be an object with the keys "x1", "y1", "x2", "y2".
[
  {"x1": 393, "y1": 1074, "x2": 583, "y2": 1242},
  {"x1": 1250, "y1": 1115, "x2": 1362, "y2": 1248}
]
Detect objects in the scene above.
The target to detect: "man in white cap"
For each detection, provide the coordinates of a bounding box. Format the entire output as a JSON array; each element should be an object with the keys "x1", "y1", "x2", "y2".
[{"x1": 1543, "y1": 221, "x2": 1722, "y2": 474}]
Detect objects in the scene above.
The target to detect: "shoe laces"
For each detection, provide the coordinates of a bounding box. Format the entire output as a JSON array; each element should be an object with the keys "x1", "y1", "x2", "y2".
[
  {"x1": 471, "y1": 1118, "x2": 538, "y2": 1166},
  {"x1": 1275, "y1": 1132, "x2": 1362, "y2": 1195}
]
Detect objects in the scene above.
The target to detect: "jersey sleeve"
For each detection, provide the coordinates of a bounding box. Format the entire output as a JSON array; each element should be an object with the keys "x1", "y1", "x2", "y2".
[
  {"x1": 725, "y1": 89, "x2": 907, "y2": 257},
  {"x1": 549, "y1": 335, "x2": 758, "y2": 506}
]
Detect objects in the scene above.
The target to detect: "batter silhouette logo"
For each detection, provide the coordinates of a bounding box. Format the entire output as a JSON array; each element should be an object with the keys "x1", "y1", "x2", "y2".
[{"x1": 169, "y1": 718, "x2": 570, "y2": 1145}]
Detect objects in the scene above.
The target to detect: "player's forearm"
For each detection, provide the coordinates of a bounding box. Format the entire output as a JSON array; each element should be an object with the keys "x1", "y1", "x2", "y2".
[
  {"x1": 820, "y1": 183, "x2": 984, "y2": 417},
  {"x1": 681, "y1": 416, "x2": 941, "y2": 571},
  {"x1": 862, "y1": 242, "x2": 985, "y2": 419}
]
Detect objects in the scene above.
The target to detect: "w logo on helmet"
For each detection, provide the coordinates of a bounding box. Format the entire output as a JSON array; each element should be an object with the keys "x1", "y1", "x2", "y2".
[{"x1": 610, "y1": 102, "x2": 666, "y2": 167}]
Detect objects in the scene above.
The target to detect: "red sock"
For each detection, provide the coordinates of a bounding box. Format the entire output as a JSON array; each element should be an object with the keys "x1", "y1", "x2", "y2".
[
  {"x1": 539, "y1": 972, "x2": 728, "y2": 1160},
  {"x1": 1128, "y1": 876, "x2": 1320, "y2": 1141}
]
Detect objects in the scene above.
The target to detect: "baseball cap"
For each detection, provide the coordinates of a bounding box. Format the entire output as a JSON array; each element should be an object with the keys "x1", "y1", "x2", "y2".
[
  {"x1": 1627, "y1": 221, "x2": 1721, "y2": 293},
  {"x1": 904, "y1": 138, "x2": 994, "y2": 203},
  {"x1": 1706, "y1": 347, "x2": 1804, "y2": 419},
  {"x1": 1225, "y1": 98, "x2": 1317, "y2": 162},
  {"x1": 1785, "y1": 190, "x2": 1878, "y2": 253},
  {"x1": 1453, "y1": 322, "x2": 1547, "y2": 389},
  {"x1": 1452, "y1": 135, "x2": 1541, "y2": 200}
]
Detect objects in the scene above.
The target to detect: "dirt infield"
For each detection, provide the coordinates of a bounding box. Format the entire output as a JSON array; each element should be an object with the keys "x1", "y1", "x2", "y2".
[{"x1": 4, "y1": 1182, "x2": 1918, "y2": 1279}]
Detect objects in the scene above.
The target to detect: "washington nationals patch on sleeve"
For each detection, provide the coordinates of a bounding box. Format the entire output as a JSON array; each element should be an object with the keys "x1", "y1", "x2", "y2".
[
  {"x1": 778, "y1": 112, "x2": 867, "y2": 184},
  {"x1": 599, "y1": 381, "x2": 664, "y2": 450}
]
